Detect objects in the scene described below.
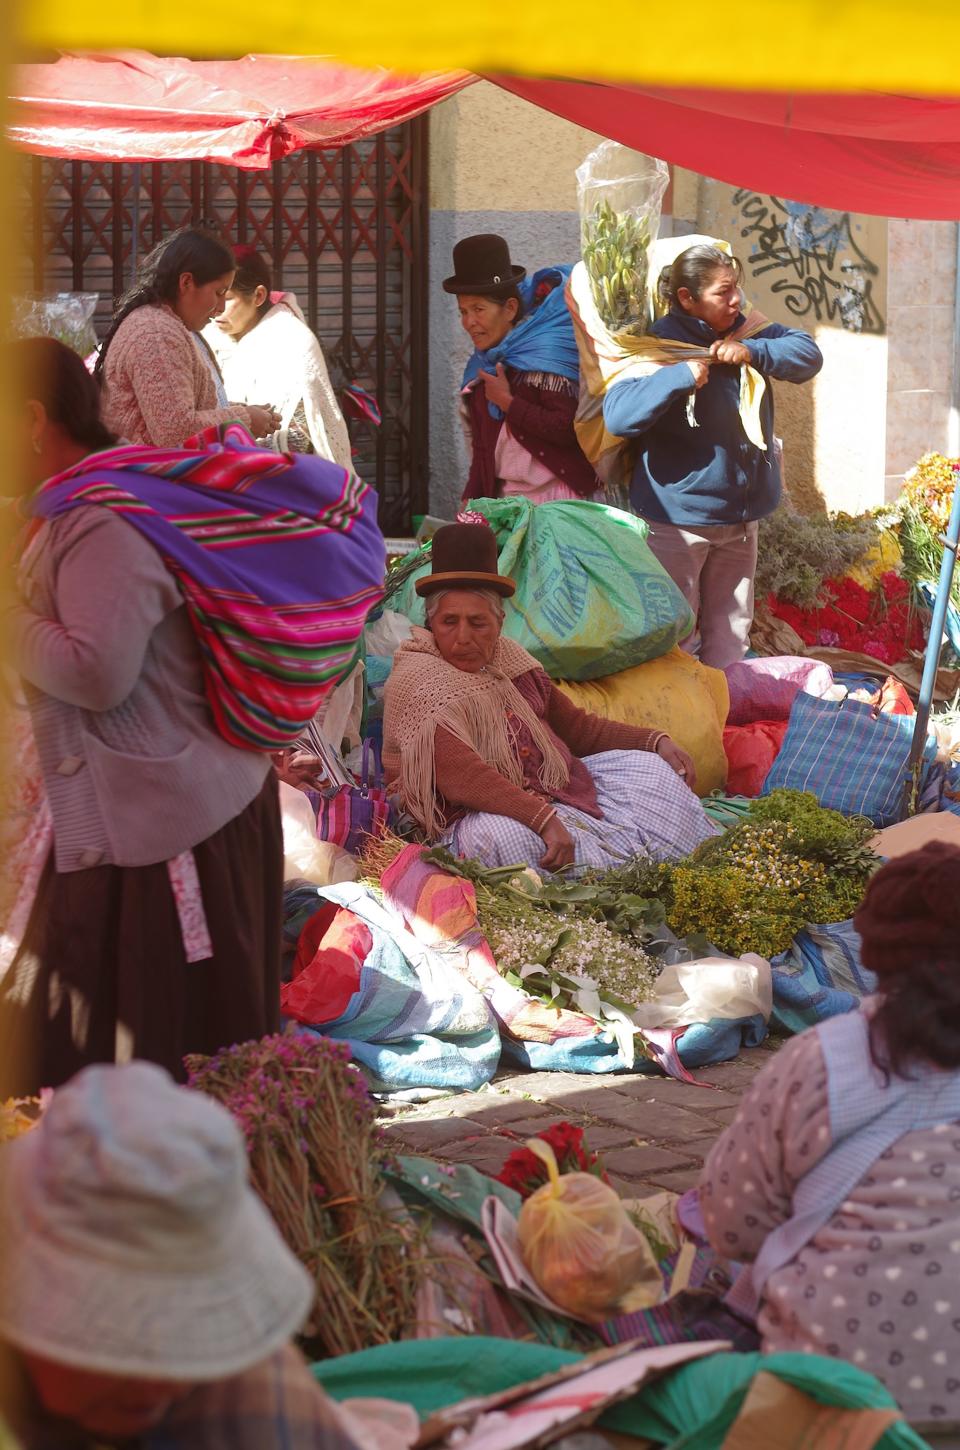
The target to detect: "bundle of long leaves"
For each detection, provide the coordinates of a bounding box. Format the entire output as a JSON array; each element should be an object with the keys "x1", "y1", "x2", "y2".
[{"x1": 185, "y1": 1033, "x2": 423, "y2": 1359}]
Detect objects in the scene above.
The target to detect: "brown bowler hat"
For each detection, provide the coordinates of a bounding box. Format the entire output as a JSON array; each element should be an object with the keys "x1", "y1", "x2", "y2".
[{"x1": 415, "y1": 522, "x2": 516, "y2": 598}]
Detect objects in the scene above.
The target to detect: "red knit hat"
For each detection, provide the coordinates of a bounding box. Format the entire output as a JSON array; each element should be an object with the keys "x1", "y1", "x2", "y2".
[{"x1": 854, "y1": 841, "x2": 960, "y2": 977}]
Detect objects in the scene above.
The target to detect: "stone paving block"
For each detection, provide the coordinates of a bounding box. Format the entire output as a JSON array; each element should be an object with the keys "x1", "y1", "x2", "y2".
[
  {"x1": 441, "y1": 1136, "x2": 516, "y2": 1174},
  {"x1": 495, "y1": 1115, "x2": 577, "y2": 1140},
  {"x1": 579, "y1": 1125, "x2": 640, "y2": 1151},
  {"x1": 610, "y1": 1077, "x2": 744, "y2": 1111},
  {"x1": 646, "y1": 1166, "x2": 703, "y2": 1193},
  {"x1": 385, "y1": 1117, "x2": 490, "y2": 1151},
  {"x1": 574, "y1": 1091, "x2": 715, "y2": 1142},
  {"x1": 466, "y1": 1101, "x2": 559, "y2": 1130},
  {"x1": 601, "y1": 1144, "x2": 691, "y2": 1179}
]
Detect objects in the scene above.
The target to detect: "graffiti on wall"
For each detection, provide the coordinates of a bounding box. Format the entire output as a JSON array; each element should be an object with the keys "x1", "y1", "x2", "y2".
[{"x1": 731, "y1": 191, "x2": 884, "y2": 334}]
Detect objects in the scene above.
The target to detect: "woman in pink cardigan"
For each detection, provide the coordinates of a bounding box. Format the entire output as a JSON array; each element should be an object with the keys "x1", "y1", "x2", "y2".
[{"x1": 97, "y1": 225, "x2": 281, "y2": 448}]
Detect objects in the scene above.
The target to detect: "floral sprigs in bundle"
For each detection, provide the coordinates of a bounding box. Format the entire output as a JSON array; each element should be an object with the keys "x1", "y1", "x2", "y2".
[
  {"x1": 185, "y1": 1032, "x2": 423, "y2": 1359},
  {"x1": 768, "y1": 570, "x2": 925, "y2": 665},
  {"x1": 895, "y1": 452, "x2": 960, "y2": 614},
  {"x1": 498, "y1": 1121, "x2": 608, "y2": 1200},
  {"x1": 756, "y1": 505, "x2": 881, "y2": 610},
  {"x1": 422, "y1": 849, "x2": 660, "y2": 1065},
  {"x1": 602, "y1": 790, "x2": 879, "y2": 962}
]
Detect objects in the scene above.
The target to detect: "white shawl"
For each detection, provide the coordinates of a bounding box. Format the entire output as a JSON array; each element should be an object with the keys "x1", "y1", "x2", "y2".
[{"x1": 203, "y1": 295, "x2": 352, "y2": 468}]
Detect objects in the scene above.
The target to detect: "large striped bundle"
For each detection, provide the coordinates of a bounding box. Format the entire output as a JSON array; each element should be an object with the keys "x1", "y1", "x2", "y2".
[{"x1": 32, "y1": 422, "x2": 386, "y2": 750}]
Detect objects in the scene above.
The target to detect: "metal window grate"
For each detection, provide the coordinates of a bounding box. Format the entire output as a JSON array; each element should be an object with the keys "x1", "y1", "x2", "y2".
[{"x1": 17, "y1": 120, "x2": 429, "y2": 533}]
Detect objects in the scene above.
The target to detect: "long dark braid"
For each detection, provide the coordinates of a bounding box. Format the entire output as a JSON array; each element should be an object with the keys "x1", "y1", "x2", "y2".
[{"x1": 94, "y1": 223, "x2": 235, "y2": 383}]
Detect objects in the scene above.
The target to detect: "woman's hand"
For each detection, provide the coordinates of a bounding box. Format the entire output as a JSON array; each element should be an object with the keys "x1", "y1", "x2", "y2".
[
  {"x1": 685, "y1": 359, "x2": 711, "y2": 390},
  {"x1": 478, "y1": 363, "x2": 513, "y2": 412},
  {"x1": 656, "y1": 735, "x2": 697, "y2": 791},
  {"x1": 540, "y1": 814, "x2": 576, "y2": 873},
  {"x1": 710, "y1": 339, "x2": 751, "y2": 367},
  {"x1": 248, "y1": 404, "x2": 282, "y2": 437}
]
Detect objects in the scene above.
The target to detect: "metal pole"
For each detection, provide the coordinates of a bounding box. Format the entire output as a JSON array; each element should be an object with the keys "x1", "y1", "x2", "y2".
[
  {"x1": 130, "y1": 163, "x2": 142, "y2": 285},
  {"x1": 902, "y1": 467, "x2": 960, "y2": 816}
]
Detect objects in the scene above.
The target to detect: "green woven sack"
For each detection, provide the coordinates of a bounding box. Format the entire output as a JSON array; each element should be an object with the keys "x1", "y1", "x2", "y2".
[{"x1": 388, "y1": 497, "x2": 694, "y2": 681}]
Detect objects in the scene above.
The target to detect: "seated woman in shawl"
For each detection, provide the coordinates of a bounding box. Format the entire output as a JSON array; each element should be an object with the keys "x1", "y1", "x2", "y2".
[
  {"x1": 444, "y1": 234, "x2": 601, "y2": 507},
  {"x1": 699, "y1": 843, "x2": 960, "y2": 1435},
  {"x1": 202, "y1": 246, "x2": 353, "y2": 468},
  {"x1": 1, "y1": 339, "x2": 383, "y2": 1096},
  {"x1": 382, "y1": 521, "x2": 715, "y2": 874}
]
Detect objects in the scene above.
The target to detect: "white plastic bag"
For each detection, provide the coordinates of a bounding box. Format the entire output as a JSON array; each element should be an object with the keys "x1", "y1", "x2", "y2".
[
  {"x1": 280, "y1": 782, "x2": 358, "y2": 885},
  {"x1": 12, "y1": 292, "x2": 99, "y2": 359},
  {"x1": 632, "y1": 954, "x2": 772, "y2": 1031},
  {"x1": 365, "y1": 610, "x2": 412, "y2": 661},
  {"x1": 576, "y1": 142, "x2": 669, "y2": 336}
]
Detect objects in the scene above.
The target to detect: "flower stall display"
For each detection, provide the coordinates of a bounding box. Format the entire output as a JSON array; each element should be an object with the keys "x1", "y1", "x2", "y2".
[
  {"x1": 498, "y1": 1121, "x2": 609, "y2": 1200},
  {"x1": 757, "y1": 503, "x2": 924, "y2": 665},
  {"x1": 185, "y1": 1033, "x2": 423, "y2": 1359},
  {"x1": 895, "y1": 452, "x2": 960, "y2": 614},
  {"x1": 767, "y1": 570, "x2": 925, "y2": 665}
]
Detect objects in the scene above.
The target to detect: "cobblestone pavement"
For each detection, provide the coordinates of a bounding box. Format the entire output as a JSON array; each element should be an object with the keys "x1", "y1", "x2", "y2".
[{"x1": 380, "y1": 1043, "x2": 778, "y2": 1197}]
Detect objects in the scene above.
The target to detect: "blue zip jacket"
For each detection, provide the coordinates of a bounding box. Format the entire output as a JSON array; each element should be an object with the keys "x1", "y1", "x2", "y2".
[{"x1": 602, "y1": 310, "x2": 823, "y2": 527}]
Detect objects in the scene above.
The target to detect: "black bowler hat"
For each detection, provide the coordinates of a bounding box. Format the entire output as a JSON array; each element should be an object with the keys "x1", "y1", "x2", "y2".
[
  {"x1": 442, "y1": 234, "x2": 526, "y2": 296},
  {"x1": 415, "y1": 522, "x2": 516, "y2": 598}
]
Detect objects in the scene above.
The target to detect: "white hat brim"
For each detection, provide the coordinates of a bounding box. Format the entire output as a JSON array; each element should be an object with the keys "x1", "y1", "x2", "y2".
[{"x1": 0, "y1": 1130, "x2": 314, "y2": 1382}]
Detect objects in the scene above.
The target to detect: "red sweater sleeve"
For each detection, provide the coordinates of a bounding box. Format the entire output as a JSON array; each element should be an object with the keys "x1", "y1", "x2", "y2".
[
  {"x1": 433, "y1": 727, "x2": 556, "y2": 833},
  {"x1": 544, "y1": 684, "x2": 665, "y2": 758}
]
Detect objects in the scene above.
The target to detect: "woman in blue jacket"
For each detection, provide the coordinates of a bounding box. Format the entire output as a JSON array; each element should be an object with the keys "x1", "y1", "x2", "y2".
[{"x1": 602, "y1": 245, "x2": 822, "y2": 668}]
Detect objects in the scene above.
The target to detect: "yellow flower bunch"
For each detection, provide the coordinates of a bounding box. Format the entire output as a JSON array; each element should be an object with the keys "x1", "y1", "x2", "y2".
[
  {"x1": 901, "y1": 452, "x2": 960, "y2": 535},
  {"x1": 0, "y1": 1097, "x2": 43, "y2": 1144}
]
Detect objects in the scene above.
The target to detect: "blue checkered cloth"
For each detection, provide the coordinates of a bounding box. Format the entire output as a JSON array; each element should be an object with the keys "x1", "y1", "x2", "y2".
[{"x1": 760, "y1": 692, "x2": 937, "y2": 827}]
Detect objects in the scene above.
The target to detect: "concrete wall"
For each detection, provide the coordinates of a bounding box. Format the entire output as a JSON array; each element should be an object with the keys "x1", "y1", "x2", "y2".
[
  {"x1": 428, "y1": 86, "x2": 959, "y2": 519},
  {"x1": 427, "y1": 81, "x2": 604, "y2": 517},
  {"x1": 885, "y1": 220, "x2": 958, "y2": 502}
]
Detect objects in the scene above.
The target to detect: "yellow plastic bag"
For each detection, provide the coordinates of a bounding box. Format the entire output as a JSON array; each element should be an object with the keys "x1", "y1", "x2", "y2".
[
  {"x1": 517, "y1": 1141, "x2": 661, "y2": 1323},
  {"x1": 555, "y1": 647, "x2": 729, "y2": 797}
]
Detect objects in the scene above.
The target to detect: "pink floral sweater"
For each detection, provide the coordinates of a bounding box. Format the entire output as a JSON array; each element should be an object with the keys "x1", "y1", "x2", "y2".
[
  {"x1": 700, "y1": 1027, "x2": 960, "y2": 1433},
  {"x1": 101, "y1": 302, "x2": 257, "y2": 447}
]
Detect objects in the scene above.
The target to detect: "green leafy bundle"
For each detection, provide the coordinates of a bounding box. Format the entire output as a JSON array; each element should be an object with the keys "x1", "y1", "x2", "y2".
[
  {"x1": 582, "y1": 199, "x2": 652, "y2": 335},
  {"x1": 756, "y1": 506, "x2": 880, "y2": 608}
]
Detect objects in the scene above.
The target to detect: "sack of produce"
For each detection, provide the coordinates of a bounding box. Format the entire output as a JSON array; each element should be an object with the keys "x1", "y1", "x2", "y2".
[
  {"x1": 556, "y1": 647, "x2": 729, "y2": 796},
  {"x1": 517, "y1": 1140, "x2": 661, "y2": 1322},
  {"x1": 388, "y1": 497, "x2": 693, "y2": 680}
]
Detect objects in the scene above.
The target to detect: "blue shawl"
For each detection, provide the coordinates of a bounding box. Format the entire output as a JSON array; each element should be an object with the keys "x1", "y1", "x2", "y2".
[{"x1": 460, "y1": 265, "x2": 580, "y2": 418}]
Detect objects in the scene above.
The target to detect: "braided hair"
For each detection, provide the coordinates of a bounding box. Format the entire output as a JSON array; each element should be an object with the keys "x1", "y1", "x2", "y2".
[{"x1": 94, "y1": 223, "x2": 235, "y2": 383}]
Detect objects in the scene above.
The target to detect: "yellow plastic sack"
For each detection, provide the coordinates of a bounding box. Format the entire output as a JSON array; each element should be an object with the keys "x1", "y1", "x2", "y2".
[
  {"x1": 555, "y1": 647, "x2": 729, "y2": 797},
  {"x1": 517, "y1": 1141, "x2": 661, "y2": 1323}
]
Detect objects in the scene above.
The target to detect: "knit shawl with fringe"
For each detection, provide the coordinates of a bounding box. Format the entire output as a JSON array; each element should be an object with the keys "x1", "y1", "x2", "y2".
[{"x1": 383, "y1": 627, "x2": 570, "y2": 836}]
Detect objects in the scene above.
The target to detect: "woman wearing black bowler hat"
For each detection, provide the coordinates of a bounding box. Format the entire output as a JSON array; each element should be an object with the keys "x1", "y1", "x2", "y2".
[{"x1": 443, "y1": 234, "x2": 600, "y2": 507}]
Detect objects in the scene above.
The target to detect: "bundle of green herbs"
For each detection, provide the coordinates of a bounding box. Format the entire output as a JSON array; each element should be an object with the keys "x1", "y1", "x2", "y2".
[
  {"x1": 582, "y1": 199, "x2": 653, "y2": 336},
  {"x1": 599, "y1": 790, "x2": 879, "y2": 960}
]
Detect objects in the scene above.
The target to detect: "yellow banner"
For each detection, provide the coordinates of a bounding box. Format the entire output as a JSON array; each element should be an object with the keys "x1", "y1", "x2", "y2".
[{"x1": 13, "y1": 0, "x2": 960, "y2": 95}]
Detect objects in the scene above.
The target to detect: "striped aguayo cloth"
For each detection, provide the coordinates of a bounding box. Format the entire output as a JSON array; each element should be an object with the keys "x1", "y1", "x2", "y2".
[{"x1": 30, "y1": 422, "x2": 385, "y2": 751}]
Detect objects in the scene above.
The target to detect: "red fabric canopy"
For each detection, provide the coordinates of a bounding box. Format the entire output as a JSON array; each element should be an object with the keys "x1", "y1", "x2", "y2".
[
  {"x1": 9, "y1": 53, "x2": 960, "y2": 216},
  {"x1": 492, "y1": 76, "x2": 960, "y2": 219},
  {"x1": 8, "y1": 52, "x2": 474, "y2": 169}
]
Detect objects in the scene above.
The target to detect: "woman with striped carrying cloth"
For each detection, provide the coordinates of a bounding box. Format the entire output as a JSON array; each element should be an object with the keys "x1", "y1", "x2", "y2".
[{"x1": 1, "y1": 339, "x2": 384, "y2": 1095}]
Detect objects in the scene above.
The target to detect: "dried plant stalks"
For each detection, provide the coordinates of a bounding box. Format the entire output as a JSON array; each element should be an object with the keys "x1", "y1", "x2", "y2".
[{"x1": 186, "y1": 1033, "x2": 424, "y2": 1358}]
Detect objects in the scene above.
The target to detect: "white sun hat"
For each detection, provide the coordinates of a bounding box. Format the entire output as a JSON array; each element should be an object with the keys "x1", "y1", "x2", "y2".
[{"x1": 0, "y1": 1061, "x2": 313, "y2": 1381}]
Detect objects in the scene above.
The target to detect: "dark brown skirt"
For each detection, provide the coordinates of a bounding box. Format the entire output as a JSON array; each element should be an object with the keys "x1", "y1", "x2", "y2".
[{"x1": 0, "y1": 773, "x2": 282, "y2": 1096}]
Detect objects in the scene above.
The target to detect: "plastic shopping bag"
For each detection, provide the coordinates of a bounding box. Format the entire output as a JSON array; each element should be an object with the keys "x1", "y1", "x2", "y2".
[
  {"x1": 517, "y1": 1141, "x2": 661, "y2": 1322},
  {"x1": 576, "y1": 141, "x2": 669, "y2": 337}
]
